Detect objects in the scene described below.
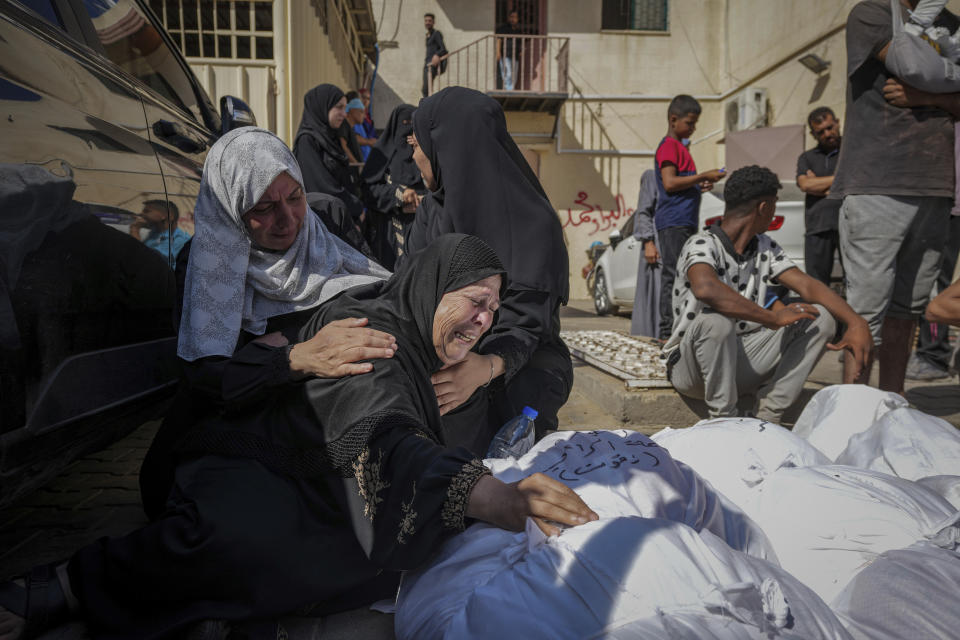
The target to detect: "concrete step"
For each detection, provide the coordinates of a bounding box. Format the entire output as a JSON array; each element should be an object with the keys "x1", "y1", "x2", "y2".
[{"x1": 570, "y1": 360, "x2": 820, "y2": 430}]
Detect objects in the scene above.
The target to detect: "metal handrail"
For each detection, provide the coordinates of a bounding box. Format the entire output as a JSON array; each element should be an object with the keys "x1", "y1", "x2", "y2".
[{"x1": 427, "y1": 33, "x2": 570, "y2": 96}]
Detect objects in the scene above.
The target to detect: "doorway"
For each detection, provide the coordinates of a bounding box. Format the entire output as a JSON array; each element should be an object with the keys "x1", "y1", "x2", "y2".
[
  {"x1": 495, "y1": 0, "x2": 546, "y2": 91},
  {"x1": 495, "y1": 0, "x2": 544, "y2": 35}
]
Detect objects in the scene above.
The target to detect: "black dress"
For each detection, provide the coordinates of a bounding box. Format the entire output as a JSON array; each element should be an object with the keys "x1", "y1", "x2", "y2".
[
  {"x1": 69, "y1": 235, "x2": 503, "y2": 639},
  {"x1": 293, "y1": 85, "x2": 365, "y2": 227},
  {"x1": 404, "y1": 87, "x2": 573, "y2": 443},
  {"x1": 360, "y1": 104, "x2": 425, "y2": 270}
]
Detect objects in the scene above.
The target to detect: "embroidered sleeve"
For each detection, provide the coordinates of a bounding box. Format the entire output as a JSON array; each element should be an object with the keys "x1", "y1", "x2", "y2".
[
  {"x1": 396, "y1": 482, "x2": 418, "y2": 545},
  {"x1": 441, "y1": 459, "x2": 490, "y2": 531},
  {"x1": 412, "y1": 427, "x2": 438, "y2": 442},
  {"x1": 353, "y1": 427, "x2": 493, "y2": 569},
  {"x1": 352, "y1": 446, "x2": 391, "y2": 520},
  {"x1": 480, "y1": 334, "x2": 529, "y2": 381}
]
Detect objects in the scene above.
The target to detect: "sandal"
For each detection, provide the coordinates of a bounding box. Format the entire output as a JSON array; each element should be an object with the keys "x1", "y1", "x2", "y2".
[{"x1": 0, "y1": 564, "x2": 70, "y2": 639}]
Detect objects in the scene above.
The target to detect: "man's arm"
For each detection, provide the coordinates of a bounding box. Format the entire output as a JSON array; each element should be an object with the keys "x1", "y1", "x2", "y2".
[
  {"x1": 926, "y1": 278, "x2": 960, "y2": 326},
  {"x1": 633, "y1": 171, "x2": 659, "y2": 263},
  {"x1": 431, "y1": 31, "x2": 446, "y2": 67},
  {"x1": 633, "y1": 207, "x2": 655, "y2": 241},
  {"x1": 687, "y1": 263, "x2": 818, "y2": 329},
  {"x1": 882, "y1": 78, "x2": 960, "y2": 119},
  {"x1": 776, "y1": 267, "x2": 873, "y2": 375},
  {"x1": 875, "y1": 37, "x2": 960, "y2": 118},
  {"x1": 797, "y1": 170, "x2": 834, "y2": 196},
  {"x1": 635, "y1": 208, "x2": 659, "y2": 265}
]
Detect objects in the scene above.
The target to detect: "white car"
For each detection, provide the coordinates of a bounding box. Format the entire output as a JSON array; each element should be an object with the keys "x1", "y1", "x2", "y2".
[{"x1": 592, "y1": 181, "x2": 811, "y2": 315}]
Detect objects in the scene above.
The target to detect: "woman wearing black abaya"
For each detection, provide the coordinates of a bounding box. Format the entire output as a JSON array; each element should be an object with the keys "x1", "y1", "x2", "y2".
[
  {"x1": 138, "y1": 127, "x2": 392, "y2": 521},
  {"x1": 0, "y1": 230, "x2": 597, "y2": 639},
  {"x1": 404, "y1": 86, "x2": 573, "y2": 448},
  {"x1": 360, "y1": 104, "x2": 425, "y2": 270},
  {"x1": 293, "y1": 84, "x2": 369, "y2": 253}
]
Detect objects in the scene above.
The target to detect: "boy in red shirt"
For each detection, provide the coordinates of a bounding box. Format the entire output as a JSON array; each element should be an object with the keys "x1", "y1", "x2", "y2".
[{"x1": 649, "y1": 95, "x2": 725, "y2": 339}]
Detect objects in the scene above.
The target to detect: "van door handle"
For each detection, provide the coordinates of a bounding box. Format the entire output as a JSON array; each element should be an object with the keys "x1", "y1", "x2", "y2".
[{"x1": 152, "y1": 120, "x2": 207, "y2": 153}]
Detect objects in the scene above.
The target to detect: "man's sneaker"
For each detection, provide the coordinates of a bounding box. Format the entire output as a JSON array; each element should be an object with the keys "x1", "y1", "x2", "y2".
[{"x1": 905, "y1": 354, "x2": 950, "y2": 381}]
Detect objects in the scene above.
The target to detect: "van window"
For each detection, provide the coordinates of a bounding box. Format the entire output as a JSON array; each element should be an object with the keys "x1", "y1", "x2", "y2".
[
  {"x1": 16, "y1": 0, "x2": 65, "y2": 29},
  {"x1": 77, "y1": 0, "x2": 203, "y2": 122}
]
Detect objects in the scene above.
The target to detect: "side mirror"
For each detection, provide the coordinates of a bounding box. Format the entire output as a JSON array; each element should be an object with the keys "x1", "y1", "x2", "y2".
[
  {"x1": 608, "y1": 229, "x2": 622, "y2": 248},
  {"x1": 220, "y1": 96, "x2": 257, "y2": 135}
]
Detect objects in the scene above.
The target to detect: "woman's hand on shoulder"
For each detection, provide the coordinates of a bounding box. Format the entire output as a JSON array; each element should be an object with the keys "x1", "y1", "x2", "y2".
[
  {"x1": 466, "y1": 472, "x2": 598, "y2": 537},
  {"x1": 289, "y1": 317, "x2": 397, "y2": 379},
  {"x1": 431, "y1": 352, "x2": 503, "y2": 415}
]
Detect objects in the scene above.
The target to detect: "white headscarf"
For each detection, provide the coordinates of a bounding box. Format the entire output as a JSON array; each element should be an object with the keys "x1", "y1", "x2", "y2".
[{"x1": 177, "y1": 126, "x2": 389, "y2": 361}]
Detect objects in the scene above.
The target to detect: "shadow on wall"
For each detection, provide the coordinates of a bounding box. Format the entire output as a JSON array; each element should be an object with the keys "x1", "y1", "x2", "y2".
[
  {"x1": 551, "y1": 117, "x2": 637, "y2": 301},
  {"x1": 809, "y1": 73, "x2": 831, "y2": 104},
  {"x1": 555, "y1": 91, "x2": 624, "y2": 205},
  {"x1": 370, "y1": 76, "x2": 409, "y2": 127},
  {"x1": 322, "y1": 2, "x2": 360, "y2": 93},
  {"x1": 435, "y1": 0, "x2": 494, "y2": 31},
  {"x1": 552, "y1": 121, "x2": 629, "y2": 244},
  {"x1": 546, "y1": 2, "x2": 602, "y2": 33}
]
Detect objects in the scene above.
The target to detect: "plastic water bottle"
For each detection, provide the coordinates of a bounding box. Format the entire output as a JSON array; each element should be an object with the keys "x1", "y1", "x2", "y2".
[{"x1": 486, "y1": 406, "x2": 538, "y2": 459}]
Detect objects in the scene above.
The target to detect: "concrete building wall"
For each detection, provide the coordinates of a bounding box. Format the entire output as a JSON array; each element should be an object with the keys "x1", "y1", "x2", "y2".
[
  {"x1": 182, "y1": 0, "x2": 365, "y2": 147},
  {"x1": 281, "y1": 0, "x2": 363, "y2": 145},
  {"x1": 372, "y1": 0, "x2": 493, "y2": 123},
  {"x1": 373, "y1": 0, "x2": 960, "y2": 299}
]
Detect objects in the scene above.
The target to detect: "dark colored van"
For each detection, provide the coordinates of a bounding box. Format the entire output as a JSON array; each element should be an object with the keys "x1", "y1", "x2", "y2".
[{"x1": 0, "y1": 0, "x2": 254, "y2": 505}]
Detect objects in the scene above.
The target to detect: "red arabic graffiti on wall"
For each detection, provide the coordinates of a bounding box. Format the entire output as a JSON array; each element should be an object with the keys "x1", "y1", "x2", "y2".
[{"x1": 561, "y1": 192, "x2": 634, "y2": 236}]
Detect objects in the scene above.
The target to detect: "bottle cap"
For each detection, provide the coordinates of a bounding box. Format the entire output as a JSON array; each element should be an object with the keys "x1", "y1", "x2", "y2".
[{"x1": 522, "y1": 406, "x2": 538, "y2": 420}]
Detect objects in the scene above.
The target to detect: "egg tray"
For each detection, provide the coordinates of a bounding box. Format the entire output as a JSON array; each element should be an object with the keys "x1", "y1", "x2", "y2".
[{"x1": 561, "y1": 330, "x2": 672, "y2": 389}]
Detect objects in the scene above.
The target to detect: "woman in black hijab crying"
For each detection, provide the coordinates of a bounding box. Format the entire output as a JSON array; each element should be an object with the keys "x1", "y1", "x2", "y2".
[
  {"x1": 405, "y1": 86, "x2": 573, "y2": 451},
  {"x1": 0, "y1": 234, "x2": 597, "y2": 639},
  {"x1": 361, "y1": 103, "x2": 426, "y2": 270},
  {"x1": 293, "y1": 84, "x2": 370, "y2": 254}
]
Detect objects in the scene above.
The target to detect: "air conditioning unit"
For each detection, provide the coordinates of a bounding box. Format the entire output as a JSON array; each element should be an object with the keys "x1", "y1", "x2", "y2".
[{"x1": 725, "y1": 88, "x2": 768, "y2": 132}]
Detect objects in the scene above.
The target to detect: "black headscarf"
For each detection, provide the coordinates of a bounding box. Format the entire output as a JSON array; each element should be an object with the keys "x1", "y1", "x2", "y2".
[
  {"x1": 291, "y1": 233, "x2": 506, "y2": 469},
  {"x1": 295, "y1": 84, "x2": 348, "y2": 165},
  {"x1": 409, "y1": 87, "x2": 568, "y2": 301},
  {"x1": 361, "y1": 103, "x2": 421, "y2": 187},
  {"x1": 188, "y1": 234, "x2": 505, "y2": 477}
]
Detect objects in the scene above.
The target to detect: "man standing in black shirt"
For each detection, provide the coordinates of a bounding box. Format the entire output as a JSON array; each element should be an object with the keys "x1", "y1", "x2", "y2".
[
  {"x1": 831, "y1": 0, "x2": 959, "y2": 393},
  {"x1": 496, "y1": 10, "x2": 523, "y2": 90},
  {"x1": 796, "y1": 106, "x2": 842, "y2": 287},
  {"x1": 422, "y1": 13, "x2": 446, "y2": 97}
]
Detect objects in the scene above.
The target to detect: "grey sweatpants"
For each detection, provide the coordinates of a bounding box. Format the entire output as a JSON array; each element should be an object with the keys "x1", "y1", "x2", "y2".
[{"x1": 668, "y1": 306, "x2": 836, "y2": 423}]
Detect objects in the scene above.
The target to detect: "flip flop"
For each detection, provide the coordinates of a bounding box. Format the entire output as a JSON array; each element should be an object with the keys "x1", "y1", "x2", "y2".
[{"x1": 0, "y1": 564, "x2": 69, "y2": 639}]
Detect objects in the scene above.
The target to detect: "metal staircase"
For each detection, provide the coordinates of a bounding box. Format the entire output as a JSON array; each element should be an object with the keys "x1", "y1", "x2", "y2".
[{"x1": 427, "y1": 33, "x2": 570, "y2": 115}]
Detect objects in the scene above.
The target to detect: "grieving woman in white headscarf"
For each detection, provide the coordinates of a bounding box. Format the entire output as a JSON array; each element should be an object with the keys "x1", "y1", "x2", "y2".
[{"x1": 139, "y1": 126, "x2": 394, "y2": 519}]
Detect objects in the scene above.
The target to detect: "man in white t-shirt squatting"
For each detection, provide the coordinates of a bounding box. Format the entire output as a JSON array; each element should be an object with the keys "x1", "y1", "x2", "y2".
[{"x1": 663, "y1": 165, "x2": 874, "y2": 423}]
